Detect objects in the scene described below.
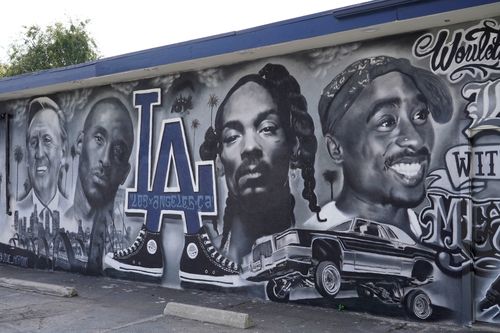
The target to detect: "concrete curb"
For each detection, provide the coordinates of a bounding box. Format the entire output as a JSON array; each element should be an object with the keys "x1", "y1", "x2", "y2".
[
  {"x1": 0, "y1": 277, "x2": 78, "y2": 297},
  {"x1": 164, "y1": 302, "x2": 254, "y2": 329},
  {"x1": 100, "y1": 314, "x2": 165, "y2": 332}
]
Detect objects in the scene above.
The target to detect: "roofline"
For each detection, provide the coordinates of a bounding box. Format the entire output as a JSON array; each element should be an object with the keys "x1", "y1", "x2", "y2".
[{"x1": 0, "y1": 0, "x2": 499, "y2": 101}]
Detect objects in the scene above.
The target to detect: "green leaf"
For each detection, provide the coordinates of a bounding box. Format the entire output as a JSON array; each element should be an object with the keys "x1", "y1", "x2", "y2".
[{"x1": 1, "y1": 19, "x2": 100, "y2": 78}]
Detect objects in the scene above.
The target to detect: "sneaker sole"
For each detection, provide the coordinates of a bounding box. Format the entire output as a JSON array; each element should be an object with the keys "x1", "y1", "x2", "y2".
[
  {"x1": 103, "y1": 255, "x2": 163, "y2": 278},
  {"x1": 179, "y1": 271, "x2": 243, "y2": 287}
]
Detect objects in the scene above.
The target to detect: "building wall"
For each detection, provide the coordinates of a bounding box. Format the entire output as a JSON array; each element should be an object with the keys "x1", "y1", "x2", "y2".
[{"x1": 1, "y1": 17, "x2": 499, "y2": 325}]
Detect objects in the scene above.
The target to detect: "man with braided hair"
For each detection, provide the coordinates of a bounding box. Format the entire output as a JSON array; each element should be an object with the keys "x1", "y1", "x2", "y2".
[
  {"x1": 198, "y1": 63, "x2": 322, "y2": 264},
  {"x1": 304, "y1": 56, "x2": 452, "y2": 239}
]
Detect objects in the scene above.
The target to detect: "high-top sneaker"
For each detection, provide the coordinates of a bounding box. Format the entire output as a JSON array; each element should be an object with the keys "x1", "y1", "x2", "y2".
[
  {"x1": 179, "y1": 226, "x2": 242, "y2": 287},
  {"x1": 103, "y1": 225, "x2": 163, "y2": 278}
]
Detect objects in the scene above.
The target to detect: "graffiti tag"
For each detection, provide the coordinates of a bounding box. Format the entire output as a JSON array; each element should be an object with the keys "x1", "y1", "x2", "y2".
[
  {"x1": 413, "y1": 19, "x2": 500, "y2": 82},
  {"x1": 0, "y1": 251, "x2": 29, "y2": 267}
]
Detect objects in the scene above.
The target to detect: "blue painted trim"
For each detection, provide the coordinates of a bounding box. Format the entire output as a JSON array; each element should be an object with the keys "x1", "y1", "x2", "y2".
[
  {"x1": 396, "y1": 0, "x2": 500, "y2": 20},
  {"x1": 0, "y1": 62, "x2": 97, "y2": 93},
  {"x1": 94, "y1": 9, "x2": 396, "y2": 77},
  {"x1": 0, "y1": 0, "x2": 496, "y2": 95}
]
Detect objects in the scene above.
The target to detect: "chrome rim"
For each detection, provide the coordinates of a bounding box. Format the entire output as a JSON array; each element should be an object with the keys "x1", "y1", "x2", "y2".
[
  {"x1": 322, "y1": 264, "x2": 341, "y2": 295},
  {"x1": 413, "y1": 293, "x2": 432, "y2": 319},
  {"x1": 270, "y1": 281, "x2": 288, "y2": 299}
]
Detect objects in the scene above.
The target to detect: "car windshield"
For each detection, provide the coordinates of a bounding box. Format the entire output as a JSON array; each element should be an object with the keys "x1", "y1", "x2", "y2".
[
  {"x1": 353, "y1": 219, "x2": 383, "y2": 238},
  {"x1": 253, "y1": 240, "x2": 273, "y2": 262},
  {"x1": 384, "y1": 225, "x2": 415, "y2": 245},
  {"x1": 330, "y1": 220, "x2": 351, "y2": 232}
]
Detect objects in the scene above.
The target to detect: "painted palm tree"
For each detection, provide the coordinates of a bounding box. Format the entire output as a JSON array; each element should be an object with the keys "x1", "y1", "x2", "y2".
[
  {"x1": 13, "y1": 145, "x2": 23, "y2": 200},
  {"x1": 70, "y1": 144, "x2": 76, "y2": 188},
  {"x1": 191, "y1": 119, "x2": 201, "y2": 150},
  {"x1": 23, "y1": 178, "x2": 29, "y2": 195},
  {"x1": 207, "y1": 94, "x2": 219, "y2": 127},
  {"x1": 64, "y1": 163, "x2": 70, "y2": 193},
  {"x1": 322, "y1": 169, "x2": 337, "y2": 201}
]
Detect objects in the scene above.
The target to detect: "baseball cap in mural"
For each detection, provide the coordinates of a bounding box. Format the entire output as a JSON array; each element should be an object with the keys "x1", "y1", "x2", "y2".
[
  {"x1": 27, "y1": 96, "x2": 61, "y2": 125},
  {"x1": 318, "y1": 56, "x2": 453, "y2": 135}
]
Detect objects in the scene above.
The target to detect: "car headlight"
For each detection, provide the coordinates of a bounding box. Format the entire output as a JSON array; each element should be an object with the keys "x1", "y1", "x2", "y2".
[{"x1": 275, "y1": 231, "x2": 299, "y2": 249}]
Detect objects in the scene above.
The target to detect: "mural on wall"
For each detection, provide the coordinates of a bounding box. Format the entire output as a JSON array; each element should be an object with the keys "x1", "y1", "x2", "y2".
[
  {"x1": 0, "y1": 114, "x2": 5, "y2": 228},
  {"x1": 1, "y1": 17, "x2": 500, "y2": 325},
  {"x1": 412, "y1": 19, "x2": 500, "y2": 323}
]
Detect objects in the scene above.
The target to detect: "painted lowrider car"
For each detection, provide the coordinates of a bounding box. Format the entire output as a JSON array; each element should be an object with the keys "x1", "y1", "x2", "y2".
[{"x1": 241, "y1": 218, "x2": 436, "y2": 320}]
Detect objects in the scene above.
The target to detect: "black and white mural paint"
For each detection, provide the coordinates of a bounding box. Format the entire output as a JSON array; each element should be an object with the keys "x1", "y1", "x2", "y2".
[
  {"x1": 0, "y1": 114, "x2": 6, "y2": 232},
  {"x1": 1, "y1": 18, "x2": 500, "y2": 325}
]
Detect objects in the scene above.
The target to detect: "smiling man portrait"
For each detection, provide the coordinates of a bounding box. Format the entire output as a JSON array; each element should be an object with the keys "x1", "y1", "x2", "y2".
[
  {"x1": 18, "y1": 96, "x2": 70, "y2": 219},
  {"x1": 305, "y1": 56, "x2": 452, "y2": 239}
]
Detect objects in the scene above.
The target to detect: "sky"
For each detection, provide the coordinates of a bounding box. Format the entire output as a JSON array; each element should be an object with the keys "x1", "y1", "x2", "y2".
[{"x1": 0, "y1": 0, "x2": 367, "y2": 62}]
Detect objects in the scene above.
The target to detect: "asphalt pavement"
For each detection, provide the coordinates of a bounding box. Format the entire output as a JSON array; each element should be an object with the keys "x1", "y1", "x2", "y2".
[{"x1": 0, "y1": 263, "x2": 497, "y2": 333}]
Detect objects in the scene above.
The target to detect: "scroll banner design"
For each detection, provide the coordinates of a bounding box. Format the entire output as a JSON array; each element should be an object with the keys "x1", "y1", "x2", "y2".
[{"x1": 439, "y1": 144, "x2": 500, "y2": 193}]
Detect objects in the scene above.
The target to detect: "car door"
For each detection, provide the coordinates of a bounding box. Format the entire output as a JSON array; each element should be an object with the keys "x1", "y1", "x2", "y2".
[{"x1": 352, "y1": 220, "x2": 403, "y2": 275}]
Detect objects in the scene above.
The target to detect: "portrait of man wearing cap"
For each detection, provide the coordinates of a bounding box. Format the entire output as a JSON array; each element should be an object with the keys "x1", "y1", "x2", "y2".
[
  {"x1": 17, "y1": 96, "x2": 70, "y2": 217},
  {"x1": 304, "y1": 56, "x2": 452, "y2": 239}
]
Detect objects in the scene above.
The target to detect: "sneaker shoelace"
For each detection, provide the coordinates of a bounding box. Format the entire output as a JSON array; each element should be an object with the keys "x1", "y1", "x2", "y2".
[
  {"x1": 200, "y1": 232, "x2": 239, "y2": 271},
  {"x1": 115, "y1": 227, "x2": 146, "y2": 258}
]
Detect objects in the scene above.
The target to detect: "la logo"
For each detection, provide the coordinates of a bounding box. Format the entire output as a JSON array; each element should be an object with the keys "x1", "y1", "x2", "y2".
[{"x1": 125, "y1": 89, "x2": 217, "y2": 234}]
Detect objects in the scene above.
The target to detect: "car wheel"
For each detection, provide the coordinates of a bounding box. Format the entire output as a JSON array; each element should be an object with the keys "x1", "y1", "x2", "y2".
[
  {"x1": 266, "y1": 279, "x2": 290, "y2": 303},
  {"x1": 405, "y1": 290, "x2": 433, "y2": 320},
  {"x1": 315, "y1": 261, "x2": 341, "y2": 299}
]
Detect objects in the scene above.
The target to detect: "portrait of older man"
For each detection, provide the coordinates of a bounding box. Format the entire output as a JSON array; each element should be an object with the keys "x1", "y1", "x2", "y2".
[
  {"x1": 67, "y1": 96, "x2": 134, "y2": 273},
  {"x1": 18, "y1": 96, "x2": 70, "y2": 217},
  {"x1": 304, "y1": 56, "x2": 452, "y2": 239}
]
